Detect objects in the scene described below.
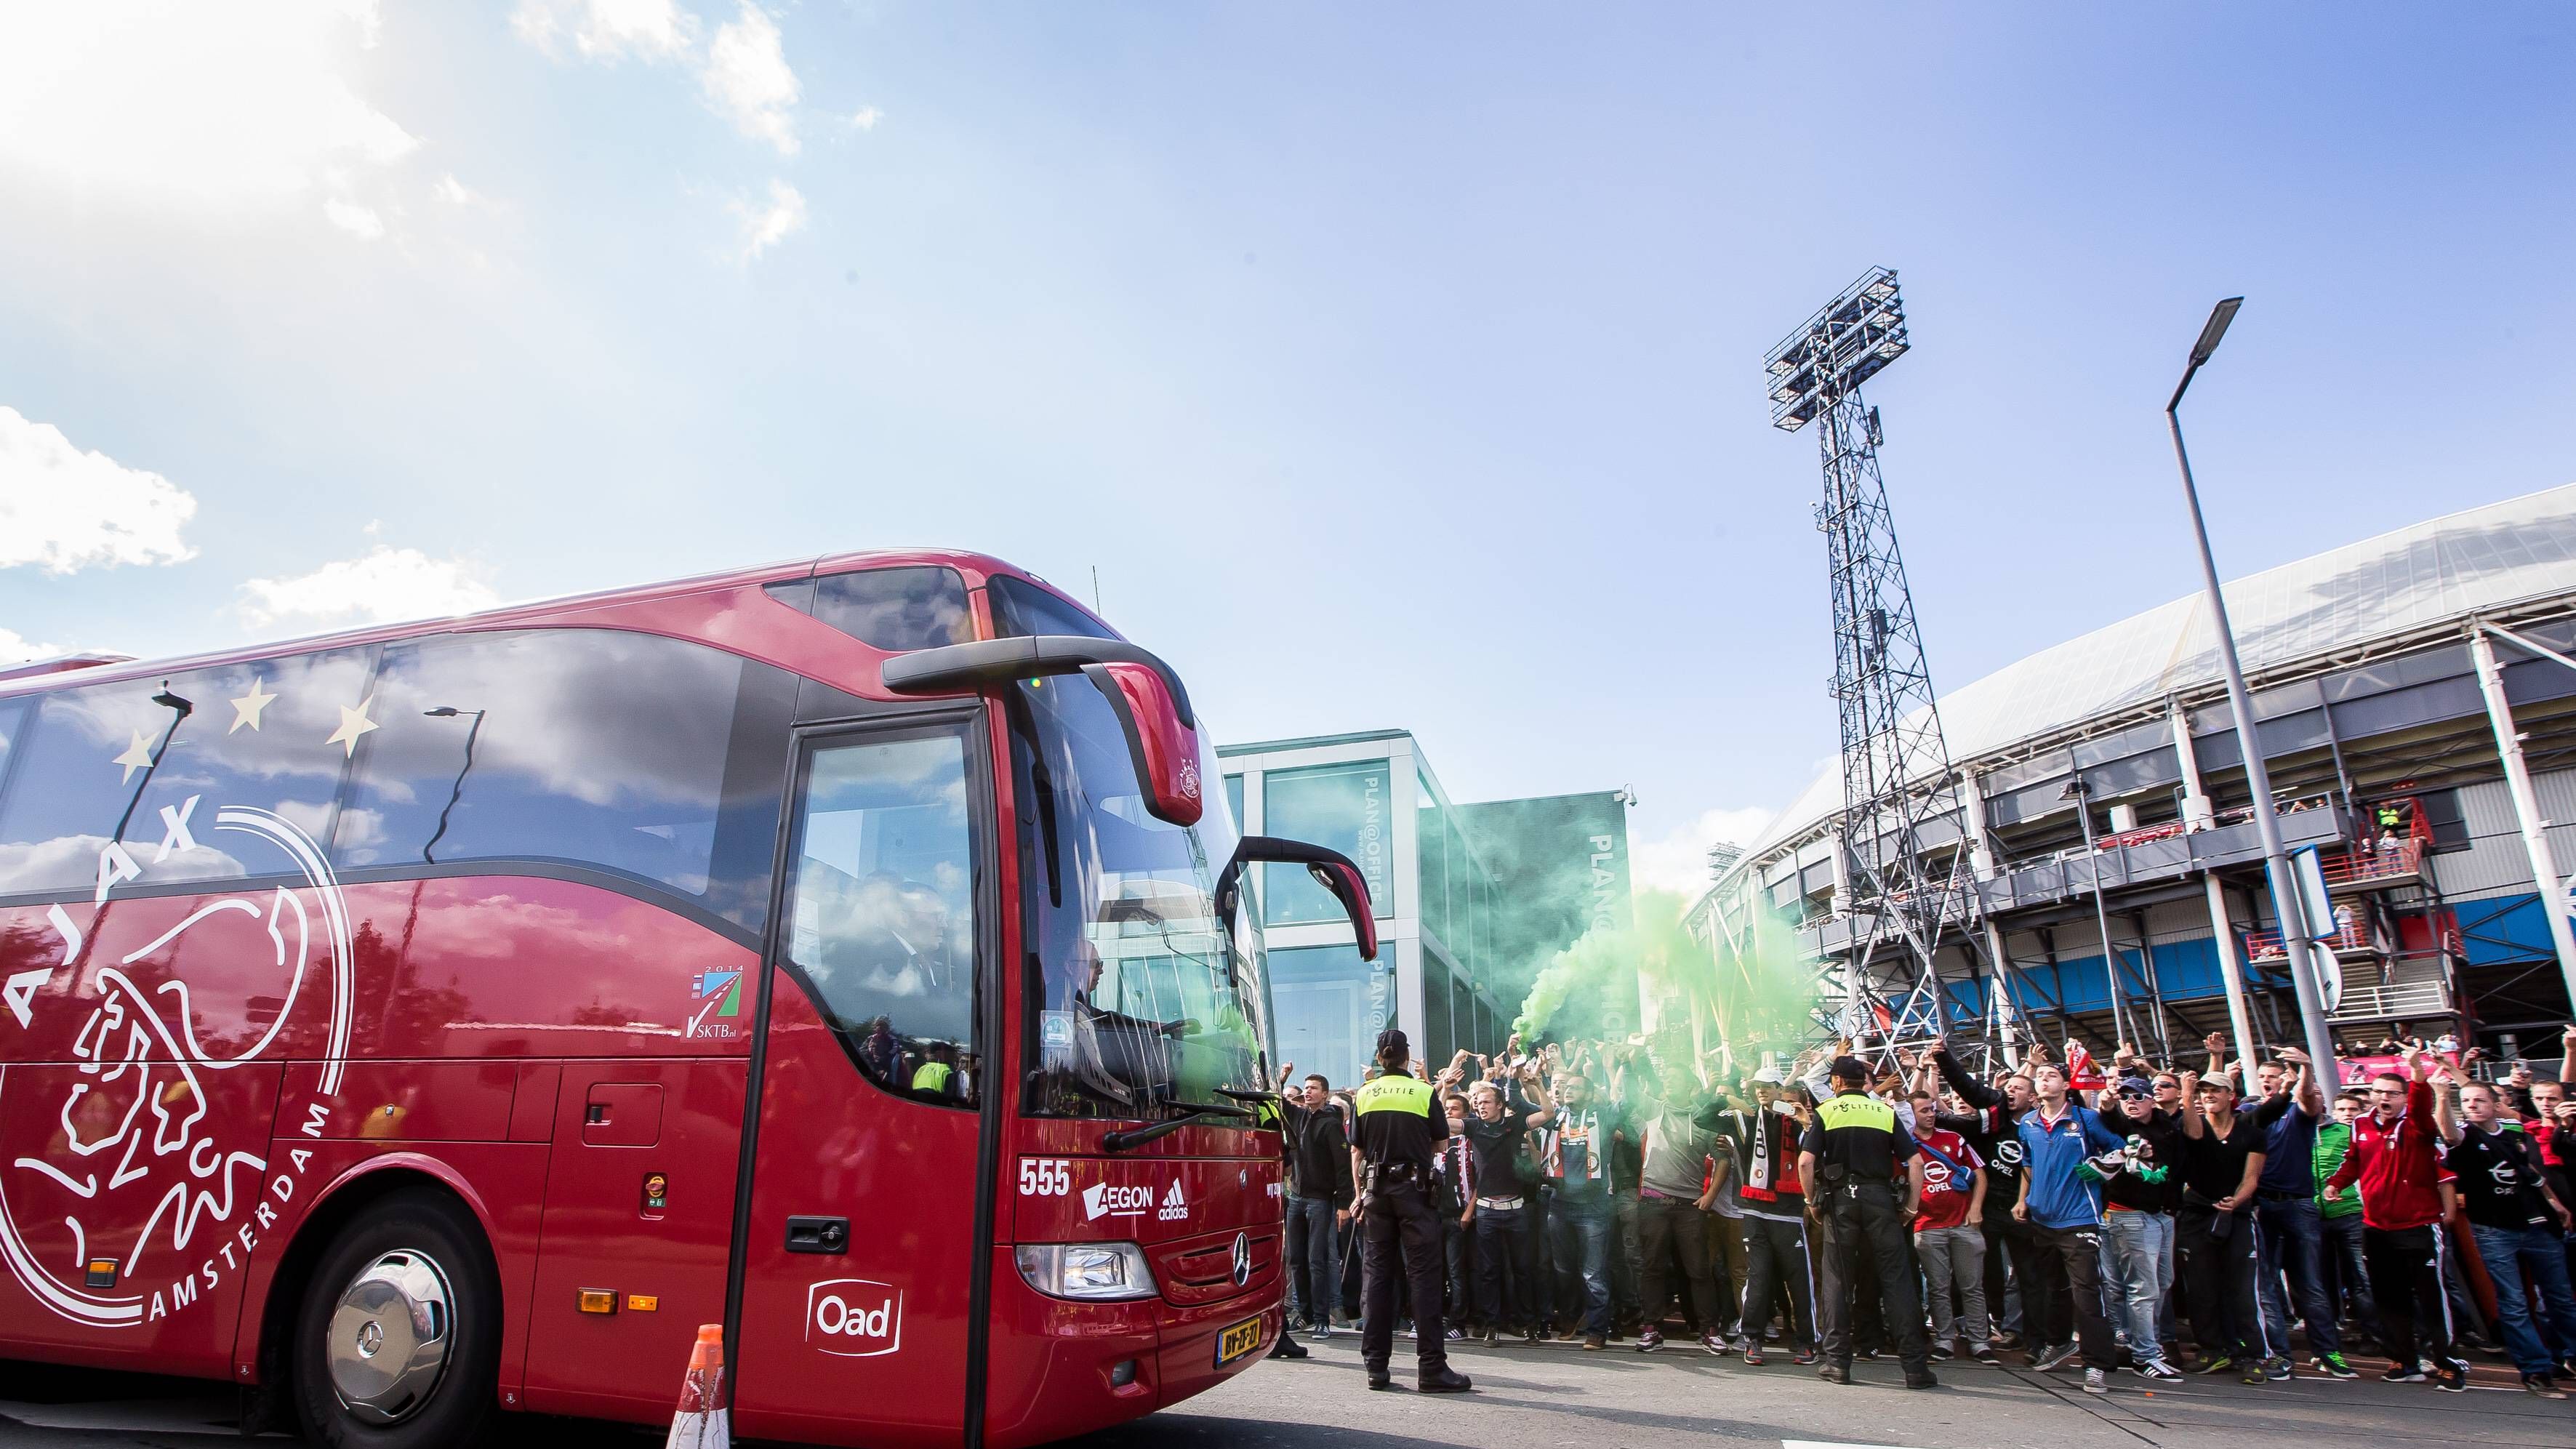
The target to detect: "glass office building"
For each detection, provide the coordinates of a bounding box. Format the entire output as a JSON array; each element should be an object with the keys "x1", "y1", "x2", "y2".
[{"x1": 1219, "y1": 729, "x2": 1632, "y2": 1092}]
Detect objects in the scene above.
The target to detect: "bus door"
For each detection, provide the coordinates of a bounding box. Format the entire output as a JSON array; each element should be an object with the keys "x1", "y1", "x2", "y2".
[{"x1": 731, "y1": 720, "x2": 994, "y2": 1448}]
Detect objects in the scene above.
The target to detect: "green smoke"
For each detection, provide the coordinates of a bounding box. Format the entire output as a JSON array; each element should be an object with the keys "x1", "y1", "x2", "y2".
[{"x1": 1514, "y1": 885, "x2": 1823, "y2": 1069}]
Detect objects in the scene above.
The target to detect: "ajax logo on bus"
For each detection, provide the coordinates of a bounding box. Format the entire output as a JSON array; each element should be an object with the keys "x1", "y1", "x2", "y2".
[{"x1": 806, "y1": 1278, "x2": 904, "y2": 1357}]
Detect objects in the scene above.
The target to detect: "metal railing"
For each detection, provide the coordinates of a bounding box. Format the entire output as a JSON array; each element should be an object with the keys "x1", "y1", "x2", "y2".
[
  {"x1": 2319, "y1": 837, "x2": 2424, "y2": 887},
  {"x1": 2244, "y1": 921, "x2": 2372, "y2": 960}
]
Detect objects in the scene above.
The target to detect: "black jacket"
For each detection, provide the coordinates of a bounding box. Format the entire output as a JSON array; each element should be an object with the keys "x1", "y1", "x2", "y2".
[
  {"x1": 1280, "y1": 1097, "x2": 1355, "y2": 1206},
  {"x1": 1931, "y1": 1048, "x2": 2025, "y2": 1224}
]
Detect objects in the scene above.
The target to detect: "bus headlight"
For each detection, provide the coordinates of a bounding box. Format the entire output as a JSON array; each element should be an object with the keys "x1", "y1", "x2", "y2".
[{"x1": 1014, "y1": 1243, "x2": 1157, "y2": 1301}]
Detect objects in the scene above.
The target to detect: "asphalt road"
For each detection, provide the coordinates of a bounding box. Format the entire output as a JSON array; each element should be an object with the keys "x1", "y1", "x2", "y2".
[{"x1": 3, "y1": 1336, "x2": 2569, "y2": 1449}]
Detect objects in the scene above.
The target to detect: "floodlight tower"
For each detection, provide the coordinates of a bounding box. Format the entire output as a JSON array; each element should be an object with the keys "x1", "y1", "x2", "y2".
[{"x1": 1763, "y1": 268, "x2": 1988, "y2": 1044}]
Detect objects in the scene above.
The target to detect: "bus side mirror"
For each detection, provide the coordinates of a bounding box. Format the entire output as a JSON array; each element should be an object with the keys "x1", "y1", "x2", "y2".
[
  {"x1": 1080, "y1": 662, "x2": 1203, "y2": 827},
  {"x1": 880, "y1": 634, "x2": 1206, "y2": 827},
  {"x1": 1214, "y1": 837, "x2": 1379, "y2": 962}
]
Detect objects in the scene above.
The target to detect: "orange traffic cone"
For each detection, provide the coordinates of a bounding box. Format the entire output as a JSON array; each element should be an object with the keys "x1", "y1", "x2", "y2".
[{"x1": 665, "y1": 1323, "x2": 730, "y2": 1449}]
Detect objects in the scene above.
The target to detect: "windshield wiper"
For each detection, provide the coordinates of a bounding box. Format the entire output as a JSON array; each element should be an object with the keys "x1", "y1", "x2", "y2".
[
  {"x1": 1100, "y1": 1103, "x2": 1255, "y2": 1153},
  {"x1": 1213, "y1": 1087, "x2": 1278, "y2": 1104}
]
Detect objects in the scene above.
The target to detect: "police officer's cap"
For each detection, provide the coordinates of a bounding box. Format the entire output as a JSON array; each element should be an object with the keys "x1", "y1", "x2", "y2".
[{"x1": 1828, "y1": 1055, "x2": 1869, "y2": 1083}]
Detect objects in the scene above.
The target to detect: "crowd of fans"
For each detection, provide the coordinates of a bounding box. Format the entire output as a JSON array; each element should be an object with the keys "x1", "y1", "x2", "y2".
[{"x1": 1269, "y1": 1021, "x2": 2576, "y2": 1399}]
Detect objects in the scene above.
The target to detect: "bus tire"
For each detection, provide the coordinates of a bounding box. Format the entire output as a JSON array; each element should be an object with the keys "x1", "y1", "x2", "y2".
[{"x1": 289, "y1": 1187, "x2": 501, "y2": 1449}]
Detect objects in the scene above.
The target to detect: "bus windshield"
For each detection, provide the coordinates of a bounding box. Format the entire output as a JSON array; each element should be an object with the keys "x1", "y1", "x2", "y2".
[{"x1": 1008, "y1": 672, "x2": 1270, "y2": 1120}]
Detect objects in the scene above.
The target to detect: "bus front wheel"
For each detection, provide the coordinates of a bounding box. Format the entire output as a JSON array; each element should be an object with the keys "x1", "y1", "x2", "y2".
[{"x1": 290, "y1": 1187, "x2": 501, "y2": 1448}]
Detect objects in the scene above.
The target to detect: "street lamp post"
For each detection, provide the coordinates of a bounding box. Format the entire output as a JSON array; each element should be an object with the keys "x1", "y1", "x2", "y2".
[{"x1": 2166, "y1": 299, "x2": 2342, "y2": 1085}]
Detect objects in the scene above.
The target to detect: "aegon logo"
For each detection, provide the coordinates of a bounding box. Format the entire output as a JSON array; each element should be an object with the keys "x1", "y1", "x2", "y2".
[
  {"x1": 1083, "y1": 1183, "x2": 1154, "y2": 1221},
  {"x1": 806, "y1": 1278, "x2": 904, "y2": 1358}
]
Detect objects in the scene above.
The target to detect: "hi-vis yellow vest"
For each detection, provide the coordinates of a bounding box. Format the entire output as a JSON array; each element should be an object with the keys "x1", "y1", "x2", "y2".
[
  {"x1": 1816, "y1": 1093, "x2": 1895, "y2": 1133},
  {"x1": 1355, "y1": 1074, "x2": 1435, "y2": 1118}
]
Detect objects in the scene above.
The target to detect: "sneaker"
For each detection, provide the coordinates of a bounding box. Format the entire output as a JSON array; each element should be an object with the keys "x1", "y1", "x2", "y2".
[
  {"x1": 2240, "y1": 1359, "x2": 2268, "y2": 1385},
  {"x1": 1582, "y1": 1334, "x2": 1606, "y2": 1351},
  {"x1": 1309, "y1": 1322, "x2": 1335, "y2": 1341},
  {"x1": 2196, "y1": 1354, "x2": 2236, "y2": 1376},
  {"x1": 2137, "y1": 1359, "x2": 2183, "y2": 1381},
  {"x1": 1702, "y1": 1332, "x2": 1733, "y2": 1358},
  {"x1": 1729, "y1": 1333, "x2": 1755, "y2": 1354},
  {"x1": 2435, "y1": 1362, "x2": 2468, "y2": 1393},
  {"x1": 1742, "y1": 1343, "x2": 1767, "y2": 1366},
  {"x1": 2083, "y1": 1368, "x2": 2108, "y2": 1395},
  {"x1": 2311, "y1": 1352, "x2": 2357, "y2": 1380},
  {"x1": 1792, "y1": 1346, "x2": 1820, "y2": 1366},
  {"x1": 2524, "y1": 1374, "x2": 2569, "y2": 1400},
  {"x1": 2265, "y1": 1355, "x2": 2292, "y2": 1381},
  {"x1": 1637, "y1": 1328, "x2": 1666, "y2": 1353},
  {"x1": 1930, "y1": 1341, "x2": 1957, "y2": 1361},
  {"x1": 1445, "y1": 1326, "x2": 1465, "y2": 1341},
  {"x1": 1522, "y1": 1328, "x2": 1544, "y2": 1345},
  {"x1": 1970, "y1": 1344, "x2": 2001, "y2": 1365},
  {"x1": 1403, "y1": 1325, "x2": 1419, "y2": 1340},
  {"x1": 2033, "y1": 1342, "x2": 2079, "y2": 1372},
  {"x1": 1480, "y1": 1327, "x2": 1501, "y2": 1347},
  {"x1": 2381, "y1": 1363, "x2": 2428, "y2": 1384}
]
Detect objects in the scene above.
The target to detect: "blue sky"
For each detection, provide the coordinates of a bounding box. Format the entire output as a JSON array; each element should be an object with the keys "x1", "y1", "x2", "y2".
[{"x1": 3, "y1": 2, "x2": 2572, "y2": 893}]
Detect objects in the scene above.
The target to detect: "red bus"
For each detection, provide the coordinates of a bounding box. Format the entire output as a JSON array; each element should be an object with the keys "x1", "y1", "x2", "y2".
[{"x1": 0, "y1": 552, "x2": 1378, "y2": 1448}]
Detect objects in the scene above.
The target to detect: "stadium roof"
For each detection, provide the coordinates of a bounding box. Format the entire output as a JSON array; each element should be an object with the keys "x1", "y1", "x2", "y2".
[{"x1": 1745, "y1": 481, "x2": 2576, "y2": 859}]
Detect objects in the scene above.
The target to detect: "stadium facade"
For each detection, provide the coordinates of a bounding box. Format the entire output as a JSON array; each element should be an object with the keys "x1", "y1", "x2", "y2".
[{"x1": 1686, "y1": 483, "x2": 2576, "y2": 1067}]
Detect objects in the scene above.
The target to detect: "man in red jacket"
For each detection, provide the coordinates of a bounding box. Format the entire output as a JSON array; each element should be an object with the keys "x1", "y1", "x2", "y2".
[{"x1": 2323, "y1": 1047, "x2": 2465, "y2": 1391}]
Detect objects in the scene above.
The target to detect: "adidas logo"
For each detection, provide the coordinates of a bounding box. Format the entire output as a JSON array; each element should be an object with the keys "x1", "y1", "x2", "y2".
[{"x1": 1157, "y1": 1179, "x2": 1189, "y2": 1221}]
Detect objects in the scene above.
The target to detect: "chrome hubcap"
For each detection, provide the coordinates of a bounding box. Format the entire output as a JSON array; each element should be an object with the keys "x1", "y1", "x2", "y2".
[{"x1": 326, "y1": 1249, "x2": 454, "y2": 1425}]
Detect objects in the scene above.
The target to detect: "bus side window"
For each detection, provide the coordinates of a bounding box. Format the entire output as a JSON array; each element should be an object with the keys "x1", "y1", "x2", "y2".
[
  {"x1": 337, "y1": 629, "x2": 794, "y2": 934},
  {"x1": 0, "y1": 652, "x2": 373, "y2": 894},
  {"x1": 782, "y1": 731, "x2": 980, "y2": 1107}
]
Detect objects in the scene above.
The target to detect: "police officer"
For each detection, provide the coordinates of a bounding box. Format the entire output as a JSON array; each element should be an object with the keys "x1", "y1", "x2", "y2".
[
  {"x1": 1352, "y1": 1029, "x2": 1474, "y2": 1394},
  {"x1": 1798, "y1": 1055, "x2": 1936, "y2": 1389}
]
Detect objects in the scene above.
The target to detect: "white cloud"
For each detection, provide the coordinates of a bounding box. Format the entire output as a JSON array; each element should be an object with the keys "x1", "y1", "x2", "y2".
[
  {"x1": 433, "y1": 173, "x2": 477, "y2": 205},
  {"x1": 702, "y1": 2, "x2": 799, "y2": 153},
  {"x1": 0, "y1": 406, "x2": 198, "y2": 574},
  {"x1": 238, "y1": 545, "x2": 501, "y2": 627},
  {"x1": 511, "y1": 0, "x2": 697, "y2": 62},
  {"x1": 847, "y1": 105, "x2": 881, "y2": 132},
  {"x1": 323, "y1": 197, "x2": 386, "y2": 239},
  {"x1": 0, "y1": 627, "x2": 61, "y2": 665},
  {"x1": 1630, "y1": 806, "x2": 1776, "y2": 898},
  {"x1": 731, "y1": 178, "x2": 807, "y2": 261},
  {"x1": 0, "y1": 2, "x2": 417, "y2": 207}
]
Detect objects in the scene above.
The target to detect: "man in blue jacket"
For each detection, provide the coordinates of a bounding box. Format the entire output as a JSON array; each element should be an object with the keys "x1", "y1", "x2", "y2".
[{"x1": 2009, "y1": 1059, "x2": 2130, "y2": 1395}]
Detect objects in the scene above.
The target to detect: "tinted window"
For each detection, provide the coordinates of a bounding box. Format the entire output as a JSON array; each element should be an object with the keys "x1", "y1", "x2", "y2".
[
  {"x1": 0, "y1": 650, "x2": 374, "y2": 895},
  {"x1": 336, "y1": 630, "x2": 793, "y2": 931},
  {"x1": 1261, "y1": 760, "x2": 1396, "y2": 926},
  {"x1": 810, "y1": 567, "x2": 975, "y2": 652},
  {"x1": 987, "y1": 575, "x2": 1118, "y2": 642},
  {"x1": 783, "y1": 730, "x2": 981, "y2": 1105}
]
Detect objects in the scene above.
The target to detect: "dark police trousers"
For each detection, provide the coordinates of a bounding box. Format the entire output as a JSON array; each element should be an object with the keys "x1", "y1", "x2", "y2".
[
  {"x1": 1815, "y1": 1180, "x2": 1929, "y2": 1373},
  {"x1": 1362, "y1": 1184, "x2": 1453, "y2": 1373}
]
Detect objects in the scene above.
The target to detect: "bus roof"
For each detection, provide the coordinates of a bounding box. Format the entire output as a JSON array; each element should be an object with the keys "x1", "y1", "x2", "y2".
[{"x1": 1, "y1": 547, "x2": 1107, "y2": 699}]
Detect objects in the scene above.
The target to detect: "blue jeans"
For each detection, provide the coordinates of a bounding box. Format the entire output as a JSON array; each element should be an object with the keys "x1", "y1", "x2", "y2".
[
  {"x1": 2103, "y1": 1212, "x2": 2173, "y2": 1365},
  {"x1": 2321, "y1": 1210, "x2": 2377, "y2": 1347},
  {"x1": 1285, "y1": 1196, "x2": 1341, "y2": 1327},
  {"x1": 1547, "y1": 1190, "x2": 1614, "y2": 1336},
  {"x1": 2471, "y1": 1222, "x2": 2576, "y2": 1377},
  {"x1": 2255, "y1": 1195, "x2": 2337, "y2": 1357}
]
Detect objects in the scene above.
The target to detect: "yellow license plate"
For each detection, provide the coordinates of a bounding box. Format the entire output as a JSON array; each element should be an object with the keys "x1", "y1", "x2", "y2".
[{"x1": 1215, "y1": 1316, "x2": 1264, "y2": 1366}]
